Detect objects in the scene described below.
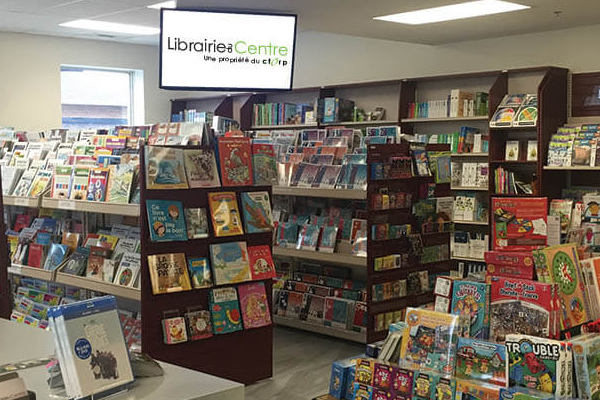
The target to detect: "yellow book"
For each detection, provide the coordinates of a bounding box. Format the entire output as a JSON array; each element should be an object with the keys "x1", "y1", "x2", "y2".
[
  {"x1": 98, "y1": 234, "x2": 119, "y2": 250},
  {"x1": 148, "y1": 253, "x2": 192, "y2": 294},
  {"x1": 207, "y1": 192, "x2": 244, "y2": 237}
]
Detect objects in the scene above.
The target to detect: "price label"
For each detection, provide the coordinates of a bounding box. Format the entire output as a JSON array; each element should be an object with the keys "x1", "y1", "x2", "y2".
[
  {"x1": 9, "y1": 265, "x2": 21, "y2": 275},
  {"x1": 58, "y1": 200, "x2": 76, "y2": 210},
  {"x1": 13, "y1": 197, "x2": 29, "y2": 206}
]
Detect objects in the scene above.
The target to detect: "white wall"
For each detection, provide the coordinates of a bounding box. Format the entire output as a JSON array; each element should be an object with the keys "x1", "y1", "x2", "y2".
[{"x1": 3, "y1": 22, "x2": 600, "y2": 131}]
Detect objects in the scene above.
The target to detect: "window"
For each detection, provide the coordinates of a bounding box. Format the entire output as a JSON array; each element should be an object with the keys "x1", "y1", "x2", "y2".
[{"x1": 61, "y1": 66, "x2": 144, "y2": 130}]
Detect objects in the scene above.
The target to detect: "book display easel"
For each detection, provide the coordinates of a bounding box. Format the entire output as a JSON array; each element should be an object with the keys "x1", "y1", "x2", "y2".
[{"x1": 139, "y1": 145, "x2": 273, "y2": 385}]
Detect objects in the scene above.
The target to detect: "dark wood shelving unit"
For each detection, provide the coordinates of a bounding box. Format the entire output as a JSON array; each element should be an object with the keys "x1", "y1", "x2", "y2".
[{"x1": 0, "y1": 176, "x2": 9, "y2": 319}]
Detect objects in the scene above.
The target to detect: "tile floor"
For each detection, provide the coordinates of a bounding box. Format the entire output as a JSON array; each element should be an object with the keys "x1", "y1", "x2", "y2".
[{"x1": 245, "y1": 326, "x2": 363, "y2": 400}]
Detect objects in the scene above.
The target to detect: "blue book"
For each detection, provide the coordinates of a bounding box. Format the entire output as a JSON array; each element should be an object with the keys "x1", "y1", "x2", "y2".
[
  {"x1": 187, "y1": 257, "x2": 212, "y2": 289},
  {"x1": 240, "y1": 191, "x2": 274, "y2": 234},
  {"x1": 36, "y1": 232, "x2": 52, "y2": 246},
  {"x1": 146, "y1": 199, "x2": 187, "y2": 242},
  {"x1": 450, "y1": 280, "x2": 490, "y2": 339}
]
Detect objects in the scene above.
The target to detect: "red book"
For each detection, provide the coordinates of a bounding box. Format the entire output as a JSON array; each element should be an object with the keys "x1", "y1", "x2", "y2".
[
  {"x1": 247, "y1": 245, "x2": 276, "y2": 280},
  {"x1": 27, "y1": 243, "x2": 44, "y2": 268},
  {"x1": 13, "y1": 214, "x2": 30, "y2": 232},
  {"x1": 353, "y1": 302, "x2": 367, "y2": 333},
  {"x1": 217, "y1": 137, "x2": 253, "y2": 187}
]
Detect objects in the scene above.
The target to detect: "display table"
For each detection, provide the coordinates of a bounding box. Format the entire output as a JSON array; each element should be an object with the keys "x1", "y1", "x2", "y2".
[{"x1": 0, "y1": 319, "x2": 245, "y2": 400}]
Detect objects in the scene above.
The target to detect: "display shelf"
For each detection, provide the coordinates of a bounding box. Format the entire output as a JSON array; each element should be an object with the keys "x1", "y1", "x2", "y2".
[
  {"x1": 450, "y1": 186, "x2": 489, "y2": 191},
  {"x1": 320, "y1": 120, "x2": 397, "y2": 127},
  {"x1": 491, "y1": 193, "x2": 535, "y2": 198},
  {"x1": 272, "y1": 247, "x2": 367, "y2": 267},
  {"x1": 55, "y1": 271, "x2": 141, "y2": 301},
  {"x1": 273, "y1": 316, "x2": 366, "y2": 343},
  {"x1": 8, "y1": 264, "x2": 55, "y2": 281},
  {"x1": 3, "y1": 195, "x2": 41, "y2": 208},
  {"x1": 450, "y1": 153, "x2": 489, "y2": 157},
  {"x1": 453, "y1": 220, "x2": 488, "y2": 226},
  {"x1": 543, "y1": 166, "x2": 600, "y2": 170},
  {"x1": 40, "y1": 197, "x2": 140, "y2": 217},
  {"x1": 451, "y1": 255, "x2": 485, "y2": 262},
  {"x1": 250, "y1": 123, "x2": 317, "y2": 130},
  {"x1": 490, "y1": 160, "x2": 537, "y2": 164},
  {"x1": 272, "y1": 186, "x2": 367, "y2": 200},
  {"x1": 490, "y1": 126, "x2": 537, "y2": 131},
  {"x1": 401, "y1": 116, "x2": 488, "y2": 123}
]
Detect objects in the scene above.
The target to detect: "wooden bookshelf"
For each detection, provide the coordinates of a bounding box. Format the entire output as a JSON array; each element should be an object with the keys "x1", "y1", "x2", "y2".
[
  {"x1": 272, "y1": 247, "x2": 367, "y2": 267},
  {"x1": 8, "y1": 264, "x2": 55, "y2": 282},
  {"x1": 0, "y1": 180, "x2": 11, "y2": 319},
  {"x1": 272, "y1": 186, "x2": 366, "y2": 200},
  {"x1": 250, "y1": 123, "x2": 318, "y2": 130},
  {"x1": 401, "y1": 116, "x2": 488, "y2": 123}
]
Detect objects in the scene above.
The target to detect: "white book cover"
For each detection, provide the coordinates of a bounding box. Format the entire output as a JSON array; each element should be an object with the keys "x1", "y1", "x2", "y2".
[
  {"x1": 111, "y1": 238, "x2": 138, "y2": 262},
  {"x1": 13, "y1": 156, "x2": 30, "y2": 170},
  {"x1": 12, "y1": 168, "x2": 37, "y2": 197},
  {"x1": 450, "y1": 89, "x2": 459, "y2": 118},
  {"x1": 527, "y1": 140, "x2": 538, "y2": 161},
  {"x1": 114, "y1": 253, "x2": 141, "y2": 287},
  {"x1": 505, "y1": 141, "x2": 519, "y2": 161},
  {"x1": 1, "y1": 166, "x2": 23, "y2": 195}
]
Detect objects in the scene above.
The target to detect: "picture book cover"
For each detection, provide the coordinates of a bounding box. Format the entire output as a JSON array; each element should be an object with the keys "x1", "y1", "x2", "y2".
[
  {"x1": 489, "y1": 276, "x2": 555, "y2": 342},
  {"x1": 146, "y1": 199, "x2": 187, "y2": 242},
  {"x1": 69, "y1": 166, "x2": 90, "y2": 200},
  {"x1": 252, "y1": 144, "x2": 278, "y2": 186},
  {"x1": 549, "y1": 199, "x2": 573, "y2": 234},
  {"x1": 162, "y1": 316, "x2": 187, "y2": 344},
  {"x1": 412, "y1": 372, "x2": 434, "y2": 400},
  {"x1": 400, "y1": 307, "x2": 462, "y2": 374},
  {"x1": 183, "y1": 148, "x2": 220, "y2": 188},
  {"x1": 145, "y1": 146, "x2": 188, "y2": 189},
  {"x1": 85, "y1": 254, "x2": 105, "y2": 279},
  {"x1": 390, "y1": 367, "x2": 414, "y2": 400},
  {"x1": 450, "y1": 280, "x2": 491, "y2": 339},
  {"x1": 297, "y1": 224, "x2": 321, "y2": 251},
  {"x1": 492, "y1": 198, "x2": 548, "y2": 251},
  {"x1": 209, "y1": 287, "x2": 243, "y2": 334},
  {"x1": 247, "y1": 245, "x2": 276, "y2": 280},
  {"x1": 184, "y1": 208, "x2": 209, "y2": 239},
  {"x1": 208, "y1": 192, "x2": 244, "y2": 237},
  {"x1": 59, "y1": 247, "x2": 89, "y2": 275},
  {"x1": 240, "y1": 191, "x2": 274, "y2": 233},
  {"x1": 52, "y1": 165, "x2": 73, "y2": 198},
  {"x1": 147, "y1": 253, "x2": 192, "y2": 294},
  {"x1": 187, "y1": 257, "x2": 212, "y2": 289},
  {"x1": 27, "y1": 169, "x2": 53, "y2": 198},
  {"x1": 571, "y1": 334, "x2": 600, "y2": 400},
  {"x1": 184, "y1": 310, "x2": 212, "y2": 340},
  {"x1": 98, "y1": 234, "x2": 119, "y2": 250},
  {"x1": 209, "y1": 241, "x2": 251, "y2": 285},
  {"x1": 217, "y1": 137, "x2": 253, "y2": 186},
  {"x1": 238, "y1": 281, "x2": 271, "y2": 329},
  {"x1": 323, "y1": 297, "x2": 352, "y2": 329},
  {"x1": 432, "y1": 375, "x2": 456, "y2": 400},
  {"x1": 86, "y1": 168, "x2": 109, "y2": 202},
  {"x1": 536, "y1": 244, "x2": 589, "y2": 330},
  {"x1": 106, "y1": 164, "x2": 134, "y2": 204},
  {"x1": 312, "y1": 165, "x2": 342, "y2": 189},
  {"x1": 505, "y1": 334, "x2": 562, "y2": 394},
  {"x1": 114, "y1": 253, "x2": 141, "y2": 287},
  {"x1": 456, "y1": 337, "x2": 509, "y2": 387},
  {"x1": 318, "y1": 226, "x2": 338, "y2": 253}
]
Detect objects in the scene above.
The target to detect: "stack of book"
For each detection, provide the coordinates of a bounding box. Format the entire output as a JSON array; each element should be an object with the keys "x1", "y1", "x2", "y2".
[
  {"x1": 253, "y1": 101, "x2": 315, "y2": 126},
  {"x1": 493, "y1": 166, "x2": 533, "y2": 195},
  {"x1": 547, "y1": 124, "x2": 600, "y2": 167},
  {"x1": 451, "y1": 161, "x2": 489, "y2": 188},
  {"x1": 407, "y1": 90, "x2": 489, "y2": 119}
]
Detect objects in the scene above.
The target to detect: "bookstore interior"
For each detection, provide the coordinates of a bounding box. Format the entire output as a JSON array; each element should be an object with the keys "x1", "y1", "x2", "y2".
[{"x1": 5, "y1": 1, "x2": 600, "y2": 400}]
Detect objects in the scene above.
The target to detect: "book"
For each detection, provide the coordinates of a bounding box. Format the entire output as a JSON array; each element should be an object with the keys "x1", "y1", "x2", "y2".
[
  {"x1": 85, "y1": 254, "x2": 105, "y2": 279},
  {"x1": 162, "y1": 316, "x2": 187, "y2": 344},
  {"x1": 2, "y1": 166, "x2": 23, "y2": 196},
  {"x1": 209, "y1": 287, "x2": 243, "y2": 334},
  {"x1": 26, "y1": 243, "x2": 45, "y2": 268},
  {"x1": 527, "y1": 141, "x2": 538, "y2": 161},
  {"x1": 86, "y1": 168, "x2": 109, "y2": 202},
  {"x1": 114, "y1": 252, "x2": 140, "y2": 287},
  {"x1": 240, "y1": 191, "x2": 273, "y2": 233},
  {"x1": 318, "y1": 226, "x2": 338, "y2": 253},
  {"x1": 217, "y1": 137, "x2": 253, "y2": 186},
  {"x1": 506, "y1": 141, "x2": 520, "y2": 161},
  {"x1": 184, "y1": 208, "x2": 209, "y2": 239},
  {"x1": 52, "y1": 165, "x2": 73, "y2": 198},
  {"x1": 207, "y1": 192, "x2": 244, "y2": 237},
  {"x1": 147, "y1": 253, "x2": 192, "y2": 294},
  {"x1": 571, "y1": 334, "x2": 600, "y2": 400},
  {"x1": 247, "y1": 245, "x2": 276, "y2": 280},
  {"x1": 184, "y1": 310, "x2": 213, "y2": 340},
  {"x1": 27, "y1": 169, "x2": 53, "y2": 197},
  {"x1": 12, "y1": 168, "x2": 37, "y2": 197},
  {"x1": 145, "y1": 146, "x2": 188, "y2": 189},
  {"x1": 183, "y1": 148, "x2": 220, "y2": 187},
  {"x1": 456, "y1": 337, "x2": 508, "y2": 387},
  {"x1": 106, "y1": 164, "x2": 134, "y2": 204},
  {"x1": 209, "y1": 241, "x2": 251, "y2": 285},
  {"x1": 187, "y1": 257, "x2": 212, "y2": 289},
  {"x1": 237, "y1": 281, "x2": 272, "y2": 329},
  {"x1": 549, "y1": 199, "x2": 573, "y2": 234},
  {"x1": 146, "y1": 199, "x2": 187, "y2": 242},
  {"x1": 450, "y1": 280, "x2": 491, "y2": 339},
  {"x1": 102, "y1": 259, "x2": 117, "y2": 283},
  {"x1": 59, "y1": 247, "x2": 89, "y2": 275},
  {"x1": 111, "y1": 238, "x2": 138, "y2": 263},
  {"x1": 297, "y1": 224, "x2": 321, "y2": 251},
  {"x1": 251, "y1": 143, "x2": 278, "y2": 185},
  {"x1": 323, "y1": 297, "x2": 352, "y2": 329},
  {"x1": 312, "y1": 165, "x2": 342, "y2": 189}
]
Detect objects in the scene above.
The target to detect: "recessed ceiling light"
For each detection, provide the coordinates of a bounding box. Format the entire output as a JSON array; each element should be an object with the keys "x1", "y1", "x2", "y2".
[
  {"x1": 374, "y1": 0, "x2": 530, "y2": 25},
  {"x1": 60, "y1": 19, "x2": 160, "y2": 35},
  {"x1": 148, "y1": 1, "x2": 176, "y2": 9}
]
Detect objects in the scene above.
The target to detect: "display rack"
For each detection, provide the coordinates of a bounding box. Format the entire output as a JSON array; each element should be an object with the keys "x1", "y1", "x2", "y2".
[
  {"x1": 272, "y1": 186, "x2": 367, "y2": 200},
  {"x1": 272, "y1": 247, "x2": 366, "y2": 267},
  {"x1": 0, "y1": 182, "x2": 9, "y2": 319},
  {"x1": 139, "y1": 145, "x2": 273, "y2": 385}
]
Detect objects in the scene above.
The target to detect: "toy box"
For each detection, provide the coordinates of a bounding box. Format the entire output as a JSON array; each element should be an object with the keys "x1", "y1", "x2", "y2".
[
  {"x1": 344, "y1": 366, "x2": 357, "y2": 400},
  {"x1": 432, "y1": 375, "x2": 456, "y2": 400},
  {"x1": 450, "y1": 280, "x2": 490, "y2": 339},
  {"x1": 412, "y1": 372, "x2": 434, "y2": 400},
  {"x1": 492, "y1": 197, "x2": 547, "y2": 251},
  {"x1": 330, "y1": 357, "x2": 359, "y2": 399},
  {"x1": 484, "y1": 251, "x2": 534, "y2": 280},
  {"x1": 571, "y1": 334, "x2": 600, "y2": 400},
  {"x1": 373, "y1": 362, "x2": 394, "y2": 390},
  {"x1": 353, "y1": 383, "x2": 374, "y2": 400},
  {"x1": 455, "y1": 337, "x2": 508, "y2": 387},
  {"x1": 390, "y1": 367, "x2": 414, "y2": 400},
  {"x1": 455, "y1": 379, "x2": 501, "y2": 400},
  {"x1": 499, "y1": 386, "x2": 554, "y2": 400}
]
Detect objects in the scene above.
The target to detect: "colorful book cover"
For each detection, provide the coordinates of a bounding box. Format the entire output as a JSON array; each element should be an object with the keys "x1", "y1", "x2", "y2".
[
  {"x1": 209, "y1": 241, "x2": 251, "y2": 285},
  {"x1": 456, "y1": 337, "x2": 508, "y2": 387},
  {"x1": 187, "y1": 257, "x2": 212, "y2": 289},
  {"x1": 217, "y1": 137, "x2": 253, "y2": 186},
  {"x1": 162, "y1": 316, "x2": 188, "y2": 344},
  {"x1": 145, "y1": 146, "x2": 188, "y2": 189},
  {"x1": 114, "y1": 253, "x2": 141, "y2": 287},
  {"x1": 147, "y1": 252, "x2": 192, "y2": 294},
  {"x1": 240, "y1": 191, "x2": 273, "y2": 233},
  {"x1": 400, "y1": 307, "x2": 462, "y2": 374},
  {"x1": 106, "y1": 164, "x2": 134, "y2": 204},
  {"x1": 571, "y1": 334, "x2": 600, "y2": 400},
  {"x1": 450, "y1": 280, "x2": 491, "y2": 339},
  {"x1": 412, "y1": 372, "x2": 435, "y2": 400},
  {"x1": 208, "y1": 192, "x2": 244, "y2": 237},
  {"x1": 183, "y1": 148, "x2": 221, "y2": 188},
  {"x1": 146, "y1": 199, "x2": 187, "y2": 242},
  {"x1": 85, "y1": 254, "x2": 105, "y2": 279},
  {"x1": 312, "y1": 165, "x2": 342, "y2": 189},
  {"x1": 97, "y1": 234, "x2": 119, "y2": 250},
  {"x1": 492, "y1": 197, "x2": 548, "y2": 251},
  {"x1": 238, "y1": 281, "x2": 271, "y2": 329},
  {"x1": 27, "y1": 169, "x2": 53, "y2": 197},
  {"x1": 184, "y1": 208, "x2": 209, "y2": 239},
  {"x1": 499, "y1": 386, "x2": 554, "y2": 400},
  {"x1": 52, "y1": 165, "x2": 73, "y2": 198},
  {"x1": 247, "y1": 245, "x2": 276, "y2": 280},
  {"x1": 489, "y1": 276, "x2": 555, "y2": 342},
  {"x1": 323, "y1": 297, "x2": 352, "y2": 329},
  {"x1": 297, "y1": 224, "x2": 321, "y2": 251},
  {"x1": 86, "y1": 167, "x2": 109, "y2": 202},
  {"x1": 549, "y1": 199, "x2": 573, "y2": 234},
  {"x1": 251, "y1": 144, "x2": 278, "y2": 185},
  {"x1": 209, "y1": 287, "x2": 243, "y2": 334},
  {"x1": 318, "y1": 226, "x2": 338, "y2": 253},
  {"x1": 69, "y1": 166, "x2": 90, "y2": 200},
  {"x1": 184, "y1": 310, "x2": 213, "y2": 340}
]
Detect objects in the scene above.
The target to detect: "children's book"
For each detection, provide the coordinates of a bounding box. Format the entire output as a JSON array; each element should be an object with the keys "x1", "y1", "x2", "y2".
[
  {"x1": 413, "y1": 149, "x2": 431, "y2": 177},
  {"x1": 400, "y1": 307, "x2": 463, "y2": 374},
  {"x1": 187, "y1": 257, "x2": 212, "y2": 289},
  {"x1": 184, "y1": 208, "x2": 209, "y2": 239},
  {"x1": 114, "y1": 253, "x2": 141, "y2": 287},
  {"x1": 146, "y1": 199, "x2": 187, "y2": 242},
  {"x1": 183, "y1": 148, "x2": 220, "y2": 187},
  {"x1": 312, "y1": 165, "x2": 342, "y2": 189},
  {"x1": 97, "y1": 234, "x2": 119, "y2": 250},
  {"x1": 209, "y1": 287, "x2": 243, "y2": 334},
  {"x1": 27, "y1": 169, "x2": 53, "y2": 197},
  {"x1": 69, "y1": 166, "x2": 90, "y2": 200},
  {"x1": 145, "y1": 146, "x2": 188, "y2": 189},
  {"x1": 237, "y1": 281, "x2": 271, "y2": 329},
  {"x1": 240, "y1": 191, "x2": 273, "y2": 233},
  {"x1": 59, "y1": 247, "x2": 89, "y2": 275},
  {"x1": 110, "y1": 238, "x2": 138, "y2": 263},
  {"x1": 207, "y1": 192, "x2": 244, "y2": 237},
  {"x1": 106, "y1": 164, "x2": 134, "y2": 203},
  {"x1": 184, "y1": 310, "x2": 212, "y2": 340},
  {"x1": 147, "y1": 252, "x2": 192, "y2": 294},
  {"x1": 456, "y1": 337, "x2": 508, "y2": 387},
  {"x1": 297, "y1": 224, "x2": 321, "y2": 251},
  {"x1": 162, "y1": 316, "x2": 187, "y2": 344},
  {"x1": 251, "y1": 143, "x2": 278, "y2": 185},
  {"x1": 209, "y1": 241, "x2": 251, "y2": 285},
  {"x1": 86, "y1": 167, "x2": 109, "y2": 202},
  {"x1": 247, "y1": 245, "x2": 276, "y2": 280},
  {"x1": 52, "y1": 165, "x2": 73, "y2": 198},
  {"x1": 217, "y1": 137, "x2": 253, "y2": 186},
  {"x1": 12, "y1": 168, "x2": 37, "y2": 197},
  {"x1": 85, "y1": 254, "x2": 105, "y2": 279},
  {"x1": 318, "y1": 226, "x2": 338, "y2": 253},
  {"x1": 450, "y1": 280, "x2": 491, "y2": 339},
  {"x1": 549, "y1": 199, "x2": 573, "y2": 234},
  {"x1": 323, "y1": 297, "x2": 352, "y2": 330},
  {"x1": 571, "y1": 334, "x2": 600, "y2": 400},
  {"x1": 102, "y1": 259, "x2": 117, "y2": 283}
]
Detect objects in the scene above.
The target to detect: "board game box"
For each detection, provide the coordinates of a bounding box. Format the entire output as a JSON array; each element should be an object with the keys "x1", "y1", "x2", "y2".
[
  {"x1": 571, "y1": 334, "x2": 600, "y2": 400},
  {"x1": 456, "y1": 337, "x2": 508, "y2": 387},
  {"x1": 450, "y1": 280, "x2": 490, "y2": 339},
  {"x1": 492, "y1": 197, "x2": 547, "y2": 251},
  {"x1": 484, "y1": 251, "x2": 535, "y2": 280}
]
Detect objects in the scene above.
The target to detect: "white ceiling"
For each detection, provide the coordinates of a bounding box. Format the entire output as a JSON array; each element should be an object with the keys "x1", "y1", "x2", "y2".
[{"x1": 1, "y1": 0, "x2": 599, "y2": 46}]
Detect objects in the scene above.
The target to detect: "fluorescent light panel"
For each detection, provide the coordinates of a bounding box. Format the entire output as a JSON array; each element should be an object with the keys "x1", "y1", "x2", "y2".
[
  {"x1": 148, "y1": 1, "x2": 176, "y2": 9},
  {"x1": 374, "y1": 0, "x2": 530, "y2": 25},
  {"x1": 60, "y1": 19, "x2": 160, "y2": 35}
]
